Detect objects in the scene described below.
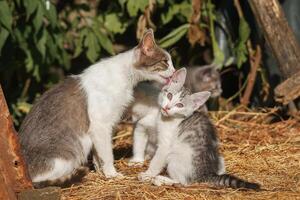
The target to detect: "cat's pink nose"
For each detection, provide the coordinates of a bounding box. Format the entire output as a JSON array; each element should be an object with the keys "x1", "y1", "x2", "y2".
[{"x1": 164, "y1": 106, "x2": 170, "y2": 111}]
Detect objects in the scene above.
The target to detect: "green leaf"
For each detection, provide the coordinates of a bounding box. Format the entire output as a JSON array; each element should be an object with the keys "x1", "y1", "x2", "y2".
[
  {"x1": 0, "y1": 28, "x2": 9, "y2": 55},
  {"x1": 84, "y1": 31, "x2": 101, "y2": 62},
  {"x1": 126, "y1": 0, "x2": 148, "y2": 17},
  {"x1": 44, "y1": 2, "x2": 57, "y2": 28},
  {"x1": 92, "y1": 24, "x2": 114, "y2": 55},
  {"x1": 25, "y1": 51, "x2": 34, "y2": 72},
  {"x1": 46, "y1": 34, "x2": 56, "y2": 58},
  {"x1": 36, "y1": 28, "x2": 47, "y2": 59},
  {"x1": 157, "y1": 0, "x2": 165, "y2": 6},
  {"x1": 207, "y1": 0, "x2": 224, "y2": 68},
  {"x1": 74, "y1": 28, "x2": 88, "y2": 58},
  {"x1": 62, "y1": 50, "x2": 71, "y2": 70},
  {"x1": 104, "y1": 13, "x2": 127, "y2": 34},
  {"x1": 118, "y1": 0, "x2": 127, "y2": 9},
  {"x1": 212, "y1": 40, "x2": 225, "y2": 69},
  {"x1": 23, "y1": 0, "x2": 39, "y2": 19},
  {"x1": 239, "y1": 18, "x2": 250, "y2": 43},
  {"x1": 161, "y1": 2, "x2": 191, "y2": 25},
  {"x1": 0, "y1": 1, "x2": 13, "y2": 31},
  {"x1": 33, "y1": 3, "x2": 44, "y2": 32},
  {"x1": 33, "y1": 64, "x2": 40, "y2": 82},
  {"x1": 235, "y1": 17, "x2": 250, "y2": 68},
  {"x1": 159, "y1": 24, "x2": 189, "y2": 48}
]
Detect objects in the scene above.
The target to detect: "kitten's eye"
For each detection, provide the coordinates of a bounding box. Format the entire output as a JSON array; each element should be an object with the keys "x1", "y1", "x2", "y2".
[
  {"x1": 176, "y1": 103, "x2": 184, "y2": 108},
  {"x1": 167, "y1": 93, "x2": 173, "y2": 100}
]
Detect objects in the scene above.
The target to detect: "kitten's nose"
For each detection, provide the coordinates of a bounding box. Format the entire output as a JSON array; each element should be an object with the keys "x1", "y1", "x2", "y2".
[{"x1": 164, "y1": 106, "x2": 170, "y2": 110}]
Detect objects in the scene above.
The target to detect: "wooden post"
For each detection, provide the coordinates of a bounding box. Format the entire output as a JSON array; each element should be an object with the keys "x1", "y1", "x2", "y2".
[
  {"x1": 248, "y1": 0, "x2": 300, "y2": 105},
  {"x1": 0, "y1": 85, "x2": 33, "y2": 199}
]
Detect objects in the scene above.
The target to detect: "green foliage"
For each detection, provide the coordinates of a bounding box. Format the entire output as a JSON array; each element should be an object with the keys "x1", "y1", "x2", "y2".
[
  {"x1": 159, "y1": 24, "x2": 189, "y2": 48},
  {"x1": 207, "y1": 0, "x2": 225, "y2": 69},
  {"x1": 126, "y1": 0, "x2": 149, "y2": 17},
  {"x1": 0, "y1": 1, "x2": 13, "y2": 32},
  {"x1": 234, "y1": 17, "x2": 251, "y2": 68},
  {"x1": 0, "y1": 0, "x2": 253, "y2": 126}
]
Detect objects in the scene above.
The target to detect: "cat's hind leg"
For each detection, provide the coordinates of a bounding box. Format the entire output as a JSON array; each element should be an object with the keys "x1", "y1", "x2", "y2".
[{"x1": 32, "y1": 158, "x2": 87, "y2": 188}]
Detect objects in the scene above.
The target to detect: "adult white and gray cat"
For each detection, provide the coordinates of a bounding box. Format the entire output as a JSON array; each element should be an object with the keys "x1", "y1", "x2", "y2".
[
  {"x1": 129, "y1": 65, "x2": 222, "y2": 164},
  {"x1": 138, "y1": 78, "x2": 260, "y2": 190},
  {"x1": 18, "y1": 29, "x2": 175, "y2": 188}
]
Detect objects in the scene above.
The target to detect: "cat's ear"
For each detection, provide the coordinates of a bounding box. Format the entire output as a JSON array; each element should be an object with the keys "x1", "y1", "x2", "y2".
[
  {"x1": 139, "y1": 29, "x2": 156, "y2": 56},
  {"x1": 190, "y1": 91, "x2": 211, "y2": 110},
  {"x1": 171, "y1": 67, "x2": 187, "y2": 86},
  {"x1": 197, "y1": 66, "x2": 215, "y2": 82},
  {"x1": 162, "y1": 67, "x2": 186, "y2": 91}
]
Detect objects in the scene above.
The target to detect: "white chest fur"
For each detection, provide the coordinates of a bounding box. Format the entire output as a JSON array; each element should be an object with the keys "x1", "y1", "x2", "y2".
[{"x1": 80, "y1": 52, "x2": 136, "y2": 129}]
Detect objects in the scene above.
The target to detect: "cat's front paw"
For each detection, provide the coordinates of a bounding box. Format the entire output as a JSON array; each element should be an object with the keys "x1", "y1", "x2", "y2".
[
  {"x1": 128, "y1": 157, "x2": 144, "y2": 166},
  {"x1": 103, "y1": 168, "x2": 124, "y2": 179},
  {"x1": 138, "y1": 172, "x2": 153, "y2": 182},
  {"x1": 152, "y1": 175, "x2": 179, "y2": 186},
  {"x1": 105, "y1": 171, "x2": 124, "y2": 179}
]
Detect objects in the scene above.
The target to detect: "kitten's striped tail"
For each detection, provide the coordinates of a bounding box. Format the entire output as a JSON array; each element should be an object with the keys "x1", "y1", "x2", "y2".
[
  {"x1": 208, "y1": 173, "x2": 260, "y2": 190},
  {"x1": 33, "y1": 167, "x2": 89, "y2": 188}
]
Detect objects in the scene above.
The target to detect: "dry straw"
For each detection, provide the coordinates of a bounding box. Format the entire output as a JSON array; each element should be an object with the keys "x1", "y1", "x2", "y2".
[{"x1": 62, "y1": 110, "x2": 300, "y2": 200}]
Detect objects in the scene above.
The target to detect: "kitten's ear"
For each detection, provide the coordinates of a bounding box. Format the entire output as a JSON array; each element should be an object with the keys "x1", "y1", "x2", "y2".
[
  {"x1": 191, "y1": 91, "x2": 211, "y2": 110},
  {"x1": 171, "y1": 67, "x2": 187, "y2": 86},
  {"x1": 162, "y1": 67, "x2": 186, "y2": 91},
  {"x1": 139, "y1": 29, "x2": 156, "y2": 56}
]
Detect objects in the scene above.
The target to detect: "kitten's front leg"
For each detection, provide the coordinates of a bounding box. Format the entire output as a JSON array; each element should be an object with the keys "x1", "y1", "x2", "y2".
[
  {"x1": 128, "y1": 122, "x2": 148, "y2": 165},
  {"x1": 138, "y1": 145, "x2": 169, "y2": 181},
  {"x1": 90, "y1": 126, "x2": 123, "y2": 178}
]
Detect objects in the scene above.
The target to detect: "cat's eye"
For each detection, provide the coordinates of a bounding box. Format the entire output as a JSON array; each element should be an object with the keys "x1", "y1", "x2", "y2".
[
  {"x1": 162, "y1": 60, "x2": 169, "y2": 66},
  {"x1": 167, "y1": 93, "x2": 173, "y2": 100},
  {"x1": 176, "y1": 103, "x2": 184, "y2": 108}
]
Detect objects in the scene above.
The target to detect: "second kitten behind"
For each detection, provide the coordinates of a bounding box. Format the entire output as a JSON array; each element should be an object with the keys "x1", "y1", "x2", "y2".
[
  {"x1": 138, "y1": 79, "x2": 260, "y2": 190},
  {"x1": 129, "y1": 64, "x2": 222, "y2": 164}
]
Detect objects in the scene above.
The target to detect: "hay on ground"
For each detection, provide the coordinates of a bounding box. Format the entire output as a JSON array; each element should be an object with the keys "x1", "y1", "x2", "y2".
[{"x1": 62, "y1": 110, "x2": 300, "y2": 200}]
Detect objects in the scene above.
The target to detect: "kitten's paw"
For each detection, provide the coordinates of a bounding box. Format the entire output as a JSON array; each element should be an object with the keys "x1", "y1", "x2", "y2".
[
  {"x1": 128, "y1": 158, "x2": 144, "y2": 166},
  {"x1": 138, "y1": 172, "x2": 153, "y2": 182},
  {"x1": 105, "y1": 171, "x2": 124, "y2": 179},
  {"x1": 103, "y1": 168, "x2": 124, "y2": 179},
  {"x1": 152, "y1": 175, "x2": 179, "y2": 186}
]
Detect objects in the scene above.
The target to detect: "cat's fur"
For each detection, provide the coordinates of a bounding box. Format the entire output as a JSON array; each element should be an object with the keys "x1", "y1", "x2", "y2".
[
  {"x1": 129, "y1": 65, "x2": 222, "y2": 164},
  {"x1": 19, "y1": 29, "x2": 175, "y2": 188},
  {"x1": 185, "y1": 64, "x2": 222, "y2": 97},
  {"x1": 138, "y1": 76, "x2": 260, "y2": 190}
]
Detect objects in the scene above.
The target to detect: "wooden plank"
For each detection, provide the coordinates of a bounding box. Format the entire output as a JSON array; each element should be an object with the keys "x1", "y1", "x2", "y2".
[
  {"x1": 274, "y1": 70, "x2": 300, "y2": 105},
  {"x1": 249, "y1": 0, "x2": 300, "y2": 79},
  {"x1": 0, "y1": 85, "x2": 33, "y2": 198},
  {"x1": 249, "y1": 0, "x2": 300, "y2": 104},
  {"x1": 18, "y1": 187, "x2": 61, "y2": 200}
]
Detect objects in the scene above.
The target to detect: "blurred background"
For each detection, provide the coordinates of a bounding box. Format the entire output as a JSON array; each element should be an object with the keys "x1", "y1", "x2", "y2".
[{"x1": 0, "y1": 0, "x2": 299, "y2": 127}]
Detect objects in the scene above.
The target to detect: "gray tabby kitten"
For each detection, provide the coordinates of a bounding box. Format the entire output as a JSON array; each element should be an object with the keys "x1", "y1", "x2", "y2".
[
  {"x1": 185, "y1": 64, "x2": 222, "y2": 97},
  {"x1": 138, "y1": 79, "x2": 260, "y2": 190},
  {"x1": 19, "y1": 29, "x2": 175, "y2": 188},
  {"x1": 129, "y1": 65, "x2": 222, "y2": 164}
]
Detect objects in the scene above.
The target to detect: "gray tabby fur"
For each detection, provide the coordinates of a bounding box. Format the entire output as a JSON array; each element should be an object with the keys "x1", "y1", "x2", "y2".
[
  {"x1": 129, "y1": 65, "x2": 222, "y2": 164},
  {"x1": 19, "y1": 77, "x2": 90, "y2": 187},
  {"x1": 19, "y1": 29, "x2": 176, "y2": 188},
  {"x1": 138, "y1": 85, "x2": 260, "y2": 190}
]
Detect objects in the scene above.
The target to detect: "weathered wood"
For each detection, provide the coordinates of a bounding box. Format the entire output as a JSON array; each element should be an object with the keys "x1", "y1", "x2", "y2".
[
  {"x1": 274, "y1": 70, "x2": 300, "y2": 105},
  {"x1": 249, "y1": 0, "x2": 300, "y2": 78},
  {"x1": 249, "y1": 0, "x2": 300, "y2": 104},
  {"x1": 0, "y1": 85, "x2": 32, "y2": 198},
  {"x1": 18, "y1": 187, "x2": 61, "y2": 200},
  {"x1": 0, "y1": 171, "x2": 16, "y2": 200}
]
